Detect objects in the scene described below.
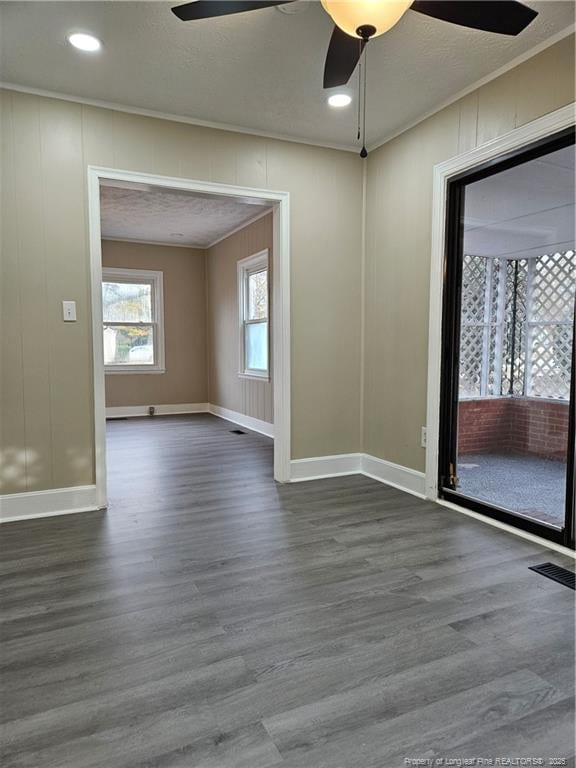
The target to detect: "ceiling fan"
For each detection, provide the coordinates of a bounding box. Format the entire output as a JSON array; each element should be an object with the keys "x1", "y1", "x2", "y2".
[
  {"x1": 171, "y1": 1, "x2": 538, "y2": 156},
  {"x1": 171, "y1": 1, "x2": 538, "y2": 88}
]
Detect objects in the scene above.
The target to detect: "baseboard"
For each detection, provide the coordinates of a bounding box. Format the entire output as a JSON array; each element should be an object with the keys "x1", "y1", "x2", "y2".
[
  {"x1": 106, "y1": 403, "x2": 209, "y2": 418},
  {"x1": 289, "y1": 452, "x2": 426, "y2": 498},
  {"x1": 105, "y1": 402, "x2": 274, "y2": 438},
  {"x1": 361, "y1": 454, "x2": 427, "y2": 499},
  {"x1": 0, "y1": 485, "x2": 101, "y2": 523},
  {"x1": 290, "y1": 453, "x2": 362, "y2": 482},
  {"x1": 208, "y1": 404, "x2": 274, "y2": 438},
  {"x1": 289, "y1": 453, "x2": 573, "y2": 556}
]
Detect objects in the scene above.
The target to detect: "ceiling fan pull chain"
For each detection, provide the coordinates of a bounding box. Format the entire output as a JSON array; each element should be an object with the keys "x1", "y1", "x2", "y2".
[
  {"x1": 360, "y1": 42, "x2": 368, "y2": 158},
  {"x1": 357, "y1": 41, "x2": 362, "y2": 141}
]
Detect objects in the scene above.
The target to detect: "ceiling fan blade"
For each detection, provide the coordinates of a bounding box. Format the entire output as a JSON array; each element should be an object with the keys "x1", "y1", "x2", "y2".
[
  {"x1": 324, "y1": 25, "x2": 365, "y2": 89},
  {"x1": 172, "y1": 0, "x2": 295, "y2": 22},
  {"x1": 410, "y1": 1, "x2": 538, "y2": 35}
]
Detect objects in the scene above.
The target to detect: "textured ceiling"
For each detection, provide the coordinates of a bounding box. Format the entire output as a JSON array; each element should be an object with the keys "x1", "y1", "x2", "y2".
[
  {"x1": 464, "y1": 145, "x2": 575, "y2": 260},
  {"x1": 100, "y1": 182, "x2": 272, "y2": 247},
  {"x1": 0, "y1": 1, "x2": 573, "y2": 149}
]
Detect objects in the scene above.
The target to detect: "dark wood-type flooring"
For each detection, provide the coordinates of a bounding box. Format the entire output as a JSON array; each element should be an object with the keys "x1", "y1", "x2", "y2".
[{"x1": 1, "y1": 414, "x2": 574, "y2": 767}]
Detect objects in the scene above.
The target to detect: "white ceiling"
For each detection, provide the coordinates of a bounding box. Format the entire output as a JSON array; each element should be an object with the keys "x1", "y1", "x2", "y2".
[
  {"x1": 464, "y1": 145, "x2": 576, "y2": 260},
  {"x1": 0, "y1": 1, "x2": 573, "y2": 150},
  {"x1": 100, "y1": 181, "x2": 272, "y2": 247}
]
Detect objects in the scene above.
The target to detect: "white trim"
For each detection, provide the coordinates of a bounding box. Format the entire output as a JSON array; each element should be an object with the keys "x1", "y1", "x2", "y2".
[
  {"x1": 426, "y1": 102, "x2": 575, "y2": 503},
  {"x1": 237, "y1": 249, "x2": 270, "y2": 379},
  {"x1": 289, "y1": 453, "x2": 574, "y2": 558},
  {"x1": 437, "y1": 498, "x2": 575, "y2": 560},
  {"x1": 208, "y1": 404, "x2": 274, "y2": 438},
  {"x1": 238, "y1": 372, "x2": 270, "y2": 381},
  {"x1": 272, "y1": 201, "x2": 291, "y2": 482},
  {"x1": 102, "y1": 266, "x2": 166, "y2": 374},
  {"x1": 0, "y1": 485, "x2": 101, "y2": 523},
  {"x1": 88, "y1": 169, "x2": 108, "y2": 510},
  {"x1": 0, "y1": 83, "x2": 356, "y2": 154},
  {"x1": 425, "y1": 103, "x2": 575, "y2": 556},
  {"x1": 361, "y1": 454, "x2": 426, "y2": 499},
  {"x1": 290, "y1": 453, "x2": 362, "y2": 482},
  {"x1": 2, "y1": 23, "x2": 574, "y2": 155},
  {"x1": 102, "y1": 237, "x2": 207, "y2": 250},
  {"x1": 106, "y1": 403, "x2": 209, "y2": 419},
  {"x1": 206, "y1": 208, "x2": 274, "y2": 249},
  {"x1": 88, "y1": 166, "x2": 291, "y2": 511},
  {"x1": 101, "y1": 208, "x2": 274, "y2": 252},
  {"x1": 368, "y1": 24, "x2": 576, "y2": 151},
  {"x1": 290, "y1": 453, "x2": 426, "y2": 497}
]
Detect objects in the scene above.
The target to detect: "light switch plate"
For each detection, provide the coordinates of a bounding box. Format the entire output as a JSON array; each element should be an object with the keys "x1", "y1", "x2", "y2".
[{"x1": 62, "y1": 301, "x2": 77, "y2": 322}]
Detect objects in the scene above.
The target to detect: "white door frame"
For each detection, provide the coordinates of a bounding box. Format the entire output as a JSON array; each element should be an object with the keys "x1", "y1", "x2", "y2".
[
  {"x1": 426, "y1": 102, "x2": 575, "y2": 502},
  {"x1": 87, "y1": 166, "x2": 291, "y2": 510}
]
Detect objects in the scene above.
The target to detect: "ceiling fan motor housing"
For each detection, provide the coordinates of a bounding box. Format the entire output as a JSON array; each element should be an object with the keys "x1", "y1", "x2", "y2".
[{"x1": 357, "y1": 24, "x2": 377, "y2": 40}]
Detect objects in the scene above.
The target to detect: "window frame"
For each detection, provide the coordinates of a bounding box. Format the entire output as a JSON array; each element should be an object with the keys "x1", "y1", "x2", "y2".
[
  {"x1": 102, "y1": 267, "x2": 165, "y2": 375},
  {"x1": 237, "y1": 249, "x2": 270, "y2": 381}
]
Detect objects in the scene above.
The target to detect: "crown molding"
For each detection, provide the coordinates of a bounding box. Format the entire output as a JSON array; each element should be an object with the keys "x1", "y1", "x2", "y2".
[
  {"x1": 1, "y1": 23, "x2": 573, "y2": 158},
  {"x1": 100, "y1": 207, "x2": 273, "y2": 252},
  {"x1": 368, "y1": 23, "x2": 576, "y2": 152},
  {"x1": 206, "y1": 207, "x2": 274, "y2": 249},
  {"x1": 0, "y1": 82, "x2": 358, "y2": 154},
  {"x1": 101, "y1": 237, "x2": 208, "y2": 250}
]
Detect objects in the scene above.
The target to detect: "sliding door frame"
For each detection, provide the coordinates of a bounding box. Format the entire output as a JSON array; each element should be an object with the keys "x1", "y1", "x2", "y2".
[{"x1": 426, "y1": 103, "x2": 576, "y2": 554}]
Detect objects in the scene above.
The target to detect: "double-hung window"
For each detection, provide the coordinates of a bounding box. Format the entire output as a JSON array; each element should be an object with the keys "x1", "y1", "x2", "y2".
[
  {"x1": 238, "y1": 250, "x2": 269, "y2": 379},
  {"x1": 102, "y1": 267, "x2": 165, "y2": 374}
]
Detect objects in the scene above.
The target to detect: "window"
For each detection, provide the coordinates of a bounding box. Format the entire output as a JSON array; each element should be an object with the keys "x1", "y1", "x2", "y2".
[
  {"x1": 238, "y1": 250, "x2": 269, "y2": 379},
  {"x1": 102, "y1": 267, "x2": 165, "y2": 374},
  {"x1": 459, "y1": 249, "x2": 575, "y2": 400}
]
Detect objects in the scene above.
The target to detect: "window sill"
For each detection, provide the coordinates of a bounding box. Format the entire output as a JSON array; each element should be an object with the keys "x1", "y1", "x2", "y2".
[
  {"x1": 238, "y1": 372, "x2": 270, "y2": 382},
  {"x1": 105, "y1": 368, "x2": 166, "y2": 375}
]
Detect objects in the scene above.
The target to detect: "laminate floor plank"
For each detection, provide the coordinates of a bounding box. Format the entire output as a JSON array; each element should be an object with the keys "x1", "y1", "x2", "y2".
[{"x1": 1, "y1": 414, "x2": 573, "y2": 767}]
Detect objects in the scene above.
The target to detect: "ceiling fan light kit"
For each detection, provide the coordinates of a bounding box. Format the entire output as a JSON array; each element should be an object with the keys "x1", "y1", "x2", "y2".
[
  {"x1": 171, "y1": 0, "x2": 539, "y2": 155},
  {"x1": 320, "y1": 0, "x2": 412, "y2": 39}
]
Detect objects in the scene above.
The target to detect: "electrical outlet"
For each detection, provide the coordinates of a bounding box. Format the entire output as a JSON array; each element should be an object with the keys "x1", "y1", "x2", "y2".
[{"x1": 421, "y1": 427, "x2": 427, "y2": 448}]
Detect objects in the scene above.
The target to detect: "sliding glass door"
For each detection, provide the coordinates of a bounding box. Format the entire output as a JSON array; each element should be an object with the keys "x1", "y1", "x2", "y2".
[{"x1": 439, "y1": 129, "x2": 575, "y2": 548}]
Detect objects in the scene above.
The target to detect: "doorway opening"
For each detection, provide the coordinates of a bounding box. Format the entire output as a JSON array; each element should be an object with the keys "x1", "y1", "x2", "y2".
[
  {"x1": 439, "y1": 129, "x2": 575, "y2": 548},
  {"x1": 87, "y1": 168, "x2": 290, "y2": 511}
]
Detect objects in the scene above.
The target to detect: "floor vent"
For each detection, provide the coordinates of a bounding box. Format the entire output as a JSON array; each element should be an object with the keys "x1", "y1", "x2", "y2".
[
  {"x1": 528, "y1": 562, "x2": 575, "y2": 590},
  {"x1": 230, "y1": 429, "x2": 246, "y2": 435}
]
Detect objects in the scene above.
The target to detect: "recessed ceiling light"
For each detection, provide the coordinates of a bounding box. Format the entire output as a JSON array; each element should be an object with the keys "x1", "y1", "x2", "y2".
[
  {"x1": 328, "y1": 93, "x2": 352, "y2": 108},
  {"x1": 67, "y1": 33, "x2": 102, "y2": 52}
]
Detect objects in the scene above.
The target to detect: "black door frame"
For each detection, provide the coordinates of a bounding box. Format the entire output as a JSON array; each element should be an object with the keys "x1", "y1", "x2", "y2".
[{"x1": 439, "y1": 127, "x2": 576, "y2": 549}]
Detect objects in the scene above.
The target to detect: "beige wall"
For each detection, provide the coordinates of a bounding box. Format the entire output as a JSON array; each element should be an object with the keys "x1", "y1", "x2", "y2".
[
  {"x1": 0, "y1": 88, "x2": 363, "y2": 493},
  {"x1": 363, "y1": 36, "x2": 575, "y2": 473},
  {"x1": 102, "y1": 240, "x2": 208, "y2": 409},
  {"x1": 1, "y1": 36, "x2": 573, "y2": 496},
  {"x1": 207, "y1": 214, "x2": 273, "y2": 424}
]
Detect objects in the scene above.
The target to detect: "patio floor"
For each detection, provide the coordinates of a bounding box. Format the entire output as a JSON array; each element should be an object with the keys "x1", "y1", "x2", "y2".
[{"x1": 458, "y1": 452, "x2": 567, "y2": 529}]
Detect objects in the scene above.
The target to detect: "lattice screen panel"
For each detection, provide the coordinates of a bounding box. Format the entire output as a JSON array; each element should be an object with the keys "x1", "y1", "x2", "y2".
[
  {"x1": 528, "y1": 250, "x2": 575, "y2": 400},
  {"x1": 459, "y1": 250, "x2": 575, "y2": 401}
]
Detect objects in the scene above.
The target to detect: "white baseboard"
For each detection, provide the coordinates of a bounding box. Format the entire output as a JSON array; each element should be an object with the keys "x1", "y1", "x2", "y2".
[
  {"x1": 106, "y1": 403, "x2": 209, "y2": 418},
  {"x1": 0, "y1": 485, "x2": 101, "y2": 523},
  {"x1": 290, "y1": 453, "x2": 362, "y2": 482},
  {"x1": 105, "y1": 402, "x2": 274, "y2": 439},
  {"x1": 289, "y1": 452, "x2": 426, "y2": 499},
  {"x1": 289, "y1": 453, "x2": 575, "y2": 557},
  {"x1": 361, "y1": 454, "x2": 426, "y2": 499},
  {"x1": 208, "y1": 404, "x2": 274, "y2": 438}
]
